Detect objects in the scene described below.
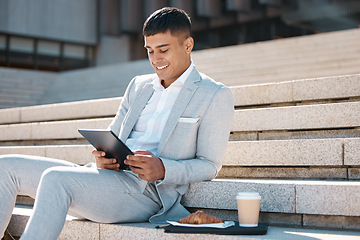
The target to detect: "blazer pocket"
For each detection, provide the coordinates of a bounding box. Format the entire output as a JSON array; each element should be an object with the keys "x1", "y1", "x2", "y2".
[{"x1": 178, "y1": 117, "x2": 200, "y2": 123}]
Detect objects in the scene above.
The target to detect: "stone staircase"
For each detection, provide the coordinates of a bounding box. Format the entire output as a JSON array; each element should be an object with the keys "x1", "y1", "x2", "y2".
[
  {"x1": 38, "y1": 60, "x2": 154, "y2": 105},
  {"x1": 1, "y1": 73, "x2": 360, "y2": 239},
  {"x1": 1, "y1": 28, "x2": 359, "y2": 110},
  {"x1": 0, "y1": 67, "x2": 56, "y2": 109},
  {"x1": 192, "y1": 28, "x2": 360, "y2": 86}
]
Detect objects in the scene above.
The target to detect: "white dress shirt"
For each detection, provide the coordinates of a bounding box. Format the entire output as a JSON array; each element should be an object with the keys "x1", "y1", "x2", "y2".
[{"x1": 126, "y1": 62, "x2": 194, "y2": 156}]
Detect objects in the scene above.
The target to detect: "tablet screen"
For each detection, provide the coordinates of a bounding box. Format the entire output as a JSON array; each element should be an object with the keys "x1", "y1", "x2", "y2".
[{"x1": 78, "y1": 129, "x2": 133, "y2": 170}]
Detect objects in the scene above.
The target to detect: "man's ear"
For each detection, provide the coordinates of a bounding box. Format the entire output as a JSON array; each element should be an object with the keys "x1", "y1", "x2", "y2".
[{"x1": 184, "y1": 37, "x2": 194, "y2": 53}]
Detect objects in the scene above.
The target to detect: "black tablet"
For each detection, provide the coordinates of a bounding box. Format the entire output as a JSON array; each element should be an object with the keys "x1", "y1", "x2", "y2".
[
  {"x1": 164, "y1": 222, "x2": 267, "y2": 235},
  {"x1": 78, "y1": 129, "x2": 133, "y2": 170}
]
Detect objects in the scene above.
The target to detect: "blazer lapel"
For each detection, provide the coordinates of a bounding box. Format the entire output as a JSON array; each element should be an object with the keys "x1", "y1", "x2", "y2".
[
  {"x1": 119, "y1": 83, "x2": 154, "y2": 141},
  {"x1": 157, "y1": 69, "x2": 201, "y2": 155}
]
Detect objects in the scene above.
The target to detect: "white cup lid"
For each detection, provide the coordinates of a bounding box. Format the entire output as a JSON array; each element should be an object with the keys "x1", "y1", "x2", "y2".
[{"x1": 236, "y1": 192, "x2": 261, "y2": 199}]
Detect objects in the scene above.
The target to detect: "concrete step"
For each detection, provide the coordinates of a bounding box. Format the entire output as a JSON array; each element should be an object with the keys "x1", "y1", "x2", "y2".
[
  {"x1": 0, "y1": 145, "x2": 94, "y2": 165},
  {"x1": 224, "y1": 138, "x2": 344, "y2": 167},
  {"x1": 231, "y1": 74, "x2": 360, "y2": 107},
  {"x1": 220, "y1": 53, "x2": 360, "y2": 72},
  {"x1": 1, "y1": 99, "x2": 359, "y2": 142},
  {"x1": 0, "y1": 97, "x2": 121, "y2": 125},
  {"x1": 0, "y1": 118, "x2": 112, "y2": 141},
  {"x1": 0, "y1": 102, "x2": 360, "y2": 143},
  {"x1": 183, "y1": 179, "x2": 360, "y2": 217},
  {"x1": 195, "y1": 48, "x2": 360, "y2": 71},
  {"x1": 1, "y1": 138, "x2": 359, "y2": 168},
  {"x1": 192, "y1": 29, "x2": 360, "y2": 61},
  {"x1": 225, "y1": 71, "x2": 360, "y2": 87},
  {"x1": 0, "y1": 67, "x2": 56, "y2": 109},
  {"x1": 195, "y1": 48, "x2": 360, "y2": 73},
  {"x1": 0, "y1": 67, "x2": 56, "y2": 85},
  {"x1": 195, "y1": 39, "x2": 359, "y2": 62},
  {"x1": 194, "y1": 40, "x2": 360, "y2": 61},
  {"x1": 0, "y1": 82, "x2": 50, "y2": 94},
  {"x1": 202, "y1": 58, "x2": 360, "y2": 82},
  {"x1": 0, "y1": 92, "x2": 45, "y2": 102},
  {"x1": 8, "y1": 205, "x2": 360, "y2": 240},
  {"x1": 39, "y1": 59, "x2": 154, "y2": 105},
  {"x1": 232, "y1": 102, "x2": 360, "y2": 132},
  {"x1": 0, "y1": 74, "x2": 358, "y2": 125},
  {"x1": 218, "y1": 166, "x2": 353, "y2": 180},
  {"x1": 0, "y1": 95, "x2": 43, "y2": 109},
  {"x1": 2, "y1": 138, "x2": 359, "y2": 180},
  {"x1": 0, "y1": 99, "x2": 38, "y2": 109},
  {"x1": 0, "y1": 91, "x2": 46, "y2": 109},
  {"x1": 210, "y1": 62, "x2": 360, "y2": 86}
]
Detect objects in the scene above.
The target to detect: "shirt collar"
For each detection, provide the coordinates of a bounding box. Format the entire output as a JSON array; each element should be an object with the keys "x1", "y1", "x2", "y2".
[{"x1": 153, "y1": 61, "x2": 194, "y2": 91}]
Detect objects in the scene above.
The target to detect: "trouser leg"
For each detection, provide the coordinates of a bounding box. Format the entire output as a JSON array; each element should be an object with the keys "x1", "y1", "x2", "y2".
[
  {"x1": 21, "y1": 166, "x2": 161, "y2": 240},
  {"x1": 0, "y1": 154, "x2": 77, "y2": 239}
]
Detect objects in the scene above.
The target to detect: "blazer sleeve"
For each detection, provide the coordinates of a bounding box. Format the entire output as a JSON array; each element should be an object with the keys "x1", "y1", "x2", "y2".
[{"x1": 158, "y1": 85, "x2": 234, "y2": 185}]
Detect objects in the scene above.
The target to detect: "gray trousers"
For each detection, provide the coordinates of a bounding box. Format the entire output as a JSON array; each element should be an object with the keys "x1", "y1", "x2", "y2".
[{"x1": 0, "y1": 154, "x2": 162, "y2": 240}]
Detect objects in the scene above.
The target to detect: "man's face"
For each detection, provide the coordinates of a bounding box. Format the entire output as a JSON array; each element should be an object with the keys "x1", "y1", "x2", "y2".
[{"x1": 144, "y1": 30, "x2": 193, "y2": 87}]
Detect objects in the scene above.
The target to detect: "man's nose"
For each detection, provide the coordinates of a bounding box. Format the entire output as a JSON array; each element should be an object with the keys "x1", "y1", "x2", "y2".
[{"x1": 151, "y1": 53, "x2": 162, "y2": 64}]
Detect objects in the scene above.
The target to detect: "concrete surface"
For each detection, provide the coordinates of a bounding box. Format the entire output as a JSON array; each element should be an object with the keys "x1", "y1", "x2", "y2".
[{"x1": 8, "y1": 205, "x2": 360, "y2": 240}]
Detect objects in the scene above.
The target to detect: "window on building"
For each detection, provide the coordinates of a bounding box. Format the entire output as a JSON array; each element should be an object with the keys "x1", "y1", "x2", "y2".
[
  {"x1": 0, "y1": 34, "x2": 94, "y2": 72},
  {"x1": 0, "y1": 35, "x2": 6, "y2": 64}
]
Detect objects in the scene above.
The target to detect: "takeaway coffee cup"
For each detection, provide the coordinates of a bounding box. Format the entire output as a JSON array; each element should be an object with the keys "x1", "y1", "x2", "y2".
[{"x1": 236, "y1": 192, "x2": 261, "y2": 227}]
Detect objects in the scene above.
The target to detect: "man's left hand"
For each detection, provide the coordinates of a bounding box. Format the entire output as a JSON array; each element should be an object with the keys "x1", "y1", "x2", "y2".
[{"x1": 124, "y1": 150, "x2": 165, "y2": 182}]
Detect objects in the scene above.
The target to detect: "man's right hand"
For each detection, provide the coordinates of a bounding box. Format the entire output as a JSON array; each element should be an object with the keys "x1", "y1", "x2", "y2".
[{"x1": 92, "y1": 149, "x2": 120, "y2": 171}]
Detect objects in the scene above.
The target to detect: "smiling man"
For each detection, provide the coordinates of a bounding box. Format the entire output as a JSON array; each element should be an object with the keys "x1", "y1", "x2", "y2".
[
  {"x1": 0, "y1": 7, "x2": 234, "y2": 240},
  {"x1": 104, "y1": 6, "x2": 234, "y2": 221},
  {"x1": 143, "y1": 12, "x2": 193, "y2": 88}
]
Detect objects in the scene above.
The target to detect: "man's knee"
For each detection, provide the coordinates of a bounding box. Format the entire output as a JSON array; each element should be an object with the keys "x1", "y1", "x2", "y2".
[
  {"x1": 0, "y1": 154, "x2": 24, "y2": 171},
  {"x1": 0, "y1": 154, "x2": 24, "y2": 162},
  {"x1": 40, "y1": 167, "x2": 72, "y2": 188}
]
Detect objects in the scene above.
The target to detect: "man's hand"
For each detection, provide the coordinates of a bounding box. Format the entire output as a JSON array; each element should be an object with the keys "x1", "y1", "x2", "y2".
[
  {"x1": 92, "y1": 149, "x2": 120, "y2": 171},
  {"x1": 124, "y1": 150, "x2": 165, "y2": 182}
]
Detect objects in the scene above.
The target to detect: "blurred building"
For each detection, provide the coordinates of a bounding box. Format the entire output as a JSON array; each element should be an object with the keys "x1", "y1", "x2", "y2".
[{"x1": 0, "y1": 0, "x2": 359, "y2": 72}]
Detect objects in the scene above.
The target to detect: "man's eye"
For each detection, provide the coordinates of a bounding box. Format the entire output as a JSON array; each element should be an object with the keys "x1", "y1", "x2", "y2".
[
  {"x1": 160, "y1": 49, "x2": 168, "y2": 53},
  {"x1": 148, "y1": 50, "x2": 154, "y2": 54}
]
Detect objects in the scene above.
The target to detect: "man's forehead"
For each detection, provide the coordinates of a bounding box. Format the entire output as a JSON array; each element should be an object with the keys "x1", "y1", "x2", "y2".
[{"x1": 144, "y1": 32, "x2": 177, "y2": 48}]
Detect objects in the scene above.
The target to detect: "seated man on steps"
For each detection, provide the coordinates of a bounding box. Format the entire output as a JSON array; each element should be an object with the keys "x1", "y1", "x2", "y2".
[{"x1": 0, "y1": 7, "x2": 234, "y2": 240}]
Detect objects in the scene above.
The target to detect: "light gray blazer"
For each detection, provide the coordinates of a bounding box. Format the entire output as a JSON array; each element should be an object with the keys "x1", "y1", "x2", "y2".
[{"x1": 108, "y1": 67, "x2": 234, "y2": 223}]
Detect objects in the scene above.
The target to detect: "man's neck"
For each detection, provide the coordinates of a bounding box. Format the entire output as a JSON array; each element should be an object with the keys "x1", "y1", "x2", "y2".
[{"x1": 161, "y1": 61, "x2": 192, "y2": 88}]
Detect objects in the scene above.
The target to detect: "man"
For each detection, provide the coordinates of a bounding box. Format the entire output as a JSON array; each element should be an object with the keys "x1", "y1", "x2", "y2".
[{"x1": 0, "y1": 7, "x2": 234, "y2": 240}]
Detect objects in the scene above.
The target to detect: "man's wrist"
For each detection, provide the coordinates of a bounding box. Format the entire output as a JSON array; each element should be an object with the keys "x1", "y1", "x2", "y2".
[{"x1": 157, "y1": 157, "x2": 165, "y2": 181}]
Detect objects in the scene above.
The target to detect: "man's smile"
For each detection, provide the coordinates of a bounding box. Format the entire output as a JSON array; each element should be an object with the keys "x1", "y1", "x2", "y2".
[{"x1": 156, "y1": 64, "x2": 169, "y2": 70}]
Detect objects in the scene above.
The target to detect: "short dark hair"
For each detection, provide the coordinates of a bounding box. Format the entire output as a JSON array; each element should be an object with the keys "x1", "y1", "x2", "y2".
[{"x1": 143, "y1": 7, "x2": 191, "y2": 40}]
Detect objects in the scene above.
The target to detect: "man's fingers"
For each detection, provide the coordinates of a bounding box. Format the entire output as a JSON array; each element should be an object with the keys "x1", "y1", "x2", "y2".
[
  {"x1": 91, "y1": 149, "x2": 120, "y2": 171},
  {"x1": 126, "y1": 153, "x2": 152, "y2": 162},
  {"x1": 98, "y1": 160, "x2": 119, "y2": 170},
  {"x1": 92, "y1": 149, "x2": 106, "y2": 157},
  {"x1": 96, "y1": 156, "x2": 119, "y2": 169},
  {"x1": 103, "y1": 162, "x2": 120, "y2": 170},
  {"x1": 129, "y1": 166, "x2": 141, "y2": 174},
  {"x1": 124, "y1": 158, "x2": 142, "y2": 169},
  {"x1": 100, "y1": 157, "x2": 117, "y2": 165},
  {"x1": 124, "y1": 154, "x2": 148, "y2": 169}
]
